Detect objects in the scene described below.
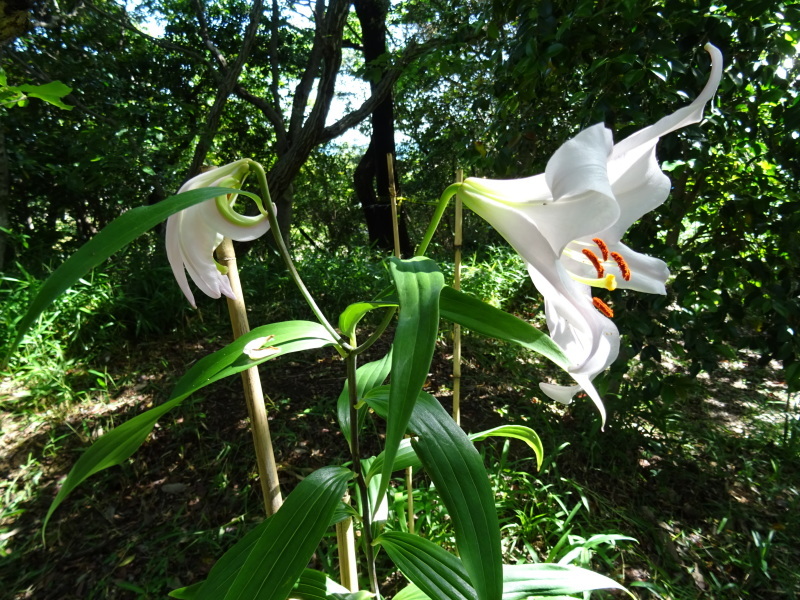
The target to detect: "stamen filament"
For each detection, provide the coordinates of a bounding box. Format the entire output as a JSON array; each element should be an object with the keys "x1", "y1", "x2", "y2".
[{"x1": 592, "y1": 297, "x2": 614, "y2": 318}]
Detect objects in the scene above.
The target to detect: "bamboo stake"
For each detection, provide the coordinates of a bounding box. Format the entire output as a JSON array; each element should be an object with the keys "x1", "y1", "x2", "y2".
[
  {"x1": 335, "y1": 493, "x2": 359, "y2": 591},
  {"x1": 453, "y1": 169, "x2": 464, "y2": 426},
  {"x1": 387, "y1": 153, "x2": 401, "y2": 259},
  {"x1": 217, "y1": 237, "x2": 283, "y2": 516},
  {"x1": 387, "y1": 153, "x2": 415, "y2": 535}
]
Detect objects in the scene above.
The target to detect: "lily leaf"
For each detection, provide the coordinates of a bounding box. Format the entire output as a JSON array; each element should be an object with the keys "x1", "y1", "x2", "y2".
[
  {"x1": 501, "y1": 563, "x2": 631, "y2": 598},
  {"x1": 290, "y1": 569, "x2": 373, "y2": 600},
  {"x1": 337, "y1": 350, "x2": 393, "y2": 446},
  {"x1": 376, "y1": 257, "x2": 444, "y2": 514},
  {"x1": 339, "y1": 301, "x2": 397, "y2": 339},
  {"x1": 393, "y1": 584, "x2": 434, "y2": 600},
  {"x1": 7, "y1": 186, "x2": 258, "y2": 358},
  {"x1": 439, "y1": 286, "x2": 568, "y2": 370},
  {"x1": 376, "y1": 531, "x2": 477, "y2": 600},
  {"x1": 365, "y1": 422, "x2": 543, "y2": 481},
  {"x1": 44, "y1": 321, "x2": 338, "y2": 533},
  {"x1": 364, "y1": 387, "x2": 503, "y2": 600},
  {"x1": 194, "y1": 467, "x2": 352, "y2": 600}
]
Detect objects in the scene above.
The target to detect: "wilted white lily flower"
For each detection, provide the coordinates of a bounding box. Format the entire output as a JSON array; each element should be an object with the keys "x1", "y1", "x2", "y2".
[
  {"x1": 458, "y1": 44, "x2": 723, "y2": 422},
  {"x1": 166, "y1": 159, "x2": 271, "y2": 307}
]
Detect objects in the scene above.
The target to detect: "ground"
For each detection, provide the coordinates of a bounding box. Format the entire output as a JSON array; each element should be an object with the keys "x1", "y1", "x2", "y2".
[{"x1": 0, "y1": 326, "x2": 798, "y2": 599}]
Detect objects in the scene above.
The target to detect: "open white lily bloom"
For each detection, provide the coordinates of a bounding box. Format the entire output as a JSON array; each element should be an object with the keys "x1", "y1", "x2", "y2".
[
  {"x1": 166, "y1": 159, "x2": 271, "y2": 307},
  {"x1": 458, "y1": 44, "x2": 723, "y2": 422}
]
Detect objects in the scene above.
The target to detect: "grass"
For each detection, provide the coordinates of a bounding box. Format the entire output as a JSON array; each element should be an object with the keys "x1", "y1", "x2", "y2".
[{"x1": 0, "y1": 247, "x2": 798, "y2": 598}]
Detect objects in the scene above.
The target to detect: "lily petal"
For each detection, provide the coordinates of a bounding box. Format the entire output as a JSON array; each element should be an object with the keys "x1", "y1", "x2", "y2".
[
  {"x1": 165, "y1": 160, "x2": 271, "y2": 306},
  {"x1": 454, "y1": 45, "x2": 723, "y2": 422}
]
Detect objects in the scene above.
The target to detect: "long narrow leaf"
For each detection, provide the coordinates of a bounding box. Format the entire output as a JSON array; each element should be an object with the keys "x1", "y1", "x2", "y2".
[
  {"x1": 290, "y1": 569, "x2": 372, "y2": 600},
  {"x1": 501, "y1": 563, "x2": 630, "y2": 598},
  {"x1": 439, "y1": 286, "x2": 568, "y2": 369},
  {"x1": 44, "y1": 321, "x2": 338, "y2": 532},
  {"x1": 377, "y1": 531, "x2": 477, "y2": 600},
  {"x1": 365, "y1": 421, "x2": 543, "y2": 481},
  {"x1": 8, "y1": 187, "x2": 251, "y2": 357},
  {"x1": 393, "y1": 584, "x2": 434, "y2": 600},
  {"x1": 364, "y1": 387, "x2": 502, "y2": 600},
  {"x1": 338, "y1": 301, "x2": 397, "y2": 338},
  {"x1": 376, "y1": 257, "x2": 444, "y2": 513},
  {"x1": 194, "y1": 467, "x2": 352, "y2": 600},
  {"x1": 337, "y1": 350, "x2": 393, "y2": 446}
]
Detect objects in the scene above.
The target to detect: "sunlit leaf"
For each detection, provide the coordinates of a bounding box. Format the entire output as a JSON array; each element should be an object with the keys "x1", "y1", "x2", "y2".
[
  {"x1": 375, "y1": 257, "x2": 444, "y2": 514},
  {"x1": 7, "y1": 187, "x2": 257, "y2": 358},
  {"x1": 44, "y1": 321, "x2": 338, "y2": 533},
  {"x1": 377, "y1": 531, "x2": 477, "y2": 600}
]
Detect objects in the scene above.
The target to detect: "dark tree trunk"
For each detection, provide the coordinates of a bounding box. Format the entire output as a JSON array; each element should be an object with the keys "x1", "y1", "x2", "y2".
[{"x1": 352, "y1": 0, "x2": 411, "y2": 256}]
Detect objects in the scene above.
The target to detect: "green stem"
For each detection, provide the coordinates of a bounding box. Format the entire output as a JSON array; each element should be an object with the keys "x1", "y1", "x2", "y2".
[
  {"x1": 352, "y1": 306, "x2": 397, "y2": 356},
  {"x1": 415, "y1": 183, "x2": 460, "y2": 257},
  {"x1": 347, "y1": 352, "x2": 380, "y2": 596},
  {"x1": 247, "y1": 160, "x2": 346, "y2": 347}
]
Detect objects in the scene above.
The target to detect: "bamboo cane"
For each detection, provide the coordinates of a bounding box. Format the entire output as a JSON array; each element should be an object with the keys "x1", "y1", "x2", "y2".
[
  {"x1": 217, "y1": 237, "x2": 283, "y2": 516},
  {"x1": 335, "y1": 493, "x2": 359, "y2": 591},
  {"x1": 453, "y1": 169, "x2": 464, "y2": 426}
]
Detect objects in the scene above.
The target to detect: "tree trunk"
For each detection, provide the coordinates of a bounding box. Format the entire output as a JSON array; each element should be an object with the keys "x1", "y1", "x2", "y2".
[{"x1": 352, "y1": 0, "x2": 411, "y2": 256}]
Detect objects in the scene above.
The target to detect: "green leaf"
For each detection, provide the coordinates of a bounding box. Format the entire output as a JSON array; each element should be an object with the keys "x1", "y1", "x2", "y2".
[
  {"x1": 169, "y1": 581, "x2": 206, "y2": 598},
  {"x1": 197, "y1": 467, "x2": 352, "y2": 600},
  {"x1": 44, "y1": 321, "x2": 338, "y2": 533},
  {"x1": 19, "y1": 80, "x2": 73, "y2": 109},
  {"x1": 439, "y1": 286, "x2": 568, "y2": 369},
  {"x1": 7, "y1": 186, "x2": 256, "y2": 358},
  {"x1": 365, "y1": 421, "x2": 543, "y2": 480},
  {"x1": 291, "y1": 569, "x2": 372, "y2": 600},
  {"x1": 337, "y1": 350, "x2": 393, "y2": 446},
  {"x1": 376, "y1": 257, "x2": 444, "y2": 513},
  {"x1": 393, "y1": 584, "x2": 433, "y2": 600},
  {"x1": 470, "y1": 425, "x2": 543, "y2": 471},
  {"x1": 501, "y1": 563, "x2": 630, "y2": 598},
  {"x1": 364, "y1": 387, "x2": 503, "y2": 600},
  {"x1": 339, "y1": 301, "x2": 397, "y2": 338},
  {"x1": 377, "y1": 531, "x2": 477, "y2": 600}
]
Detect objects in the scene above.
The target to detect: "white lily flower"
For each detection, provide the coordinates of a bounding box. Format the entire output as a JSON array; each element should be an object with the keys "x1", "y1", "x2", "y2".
[
  {"x1": 458, "y1": 44, "x2": 723, "y2": 422},
  {"x1": 166, "y1": 159, "x2": 271, "y2": 307}
]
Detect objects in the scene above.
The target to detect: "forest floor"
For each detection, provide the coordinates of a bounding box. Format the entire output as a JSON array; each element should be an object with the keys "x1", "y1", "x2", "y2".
[{"x1": 1, "y1": 326, "x2": 798, "y2": 600}]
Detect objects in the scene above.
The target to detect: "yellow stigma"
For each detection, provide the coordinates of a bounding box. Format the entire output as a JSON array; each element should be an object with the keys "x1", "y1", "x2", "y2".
[{"x1": 569, "y1": 272, "x2": 617, "y2": 291}]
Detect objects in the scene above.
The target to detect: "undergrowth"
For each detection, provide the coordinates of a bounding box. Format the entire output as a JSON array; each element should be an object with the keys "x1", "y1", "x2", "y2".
[{"x1": 1, "y1": 247, "x2": 798, "y2": 599}]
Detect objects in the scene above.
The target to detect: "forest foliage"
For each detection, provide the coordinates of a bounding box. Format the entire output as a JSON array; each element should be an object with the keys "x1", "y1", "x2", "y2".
[{"x1": 1, "y1": 0, "x2": 799, "y2": 599}]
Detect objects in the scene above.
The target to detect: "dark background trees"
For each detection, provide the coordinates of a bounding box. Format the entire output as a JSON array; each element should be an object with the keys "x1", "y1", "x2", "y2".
[{"x1": 1, "y1": 1, "x2": 800, "y2": 597}]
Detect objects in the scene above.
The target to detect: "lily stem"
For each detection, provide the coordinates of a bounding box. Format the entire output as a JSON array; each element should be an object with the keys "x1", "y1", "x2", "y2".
[
  {"x1": 415, "y1": 183, "x2": 460, "y2": 257},
  {"x1": 347, "y1": 351, "x2": 380, "y2": 596},
  {"x1": 247, "y1": 160, "x2": 346, "y2": 347}
]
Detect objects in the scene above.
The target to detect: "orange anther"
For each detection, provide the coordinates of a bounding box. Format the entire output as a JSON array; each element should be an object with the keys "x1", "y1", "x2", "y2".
[
  {"x1": 592, "y1": 238, "x2": 610, "y2": 261},
  {"x1": 592, "y1": 297, "x2": 614, "y2": 318},
  {"x1": 582, "y1": 249, "x2": 604, "y2": 278},
  {"x1": 610, "y1": 252, "x2": 631, "y2": 281}
]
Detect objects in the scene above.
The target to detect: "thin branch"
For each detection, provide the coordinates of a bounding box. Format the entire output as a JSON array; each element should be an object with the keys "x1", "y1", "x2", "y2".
[
  {"x1": 192, "y1": 0, "x2": 229, "y2": 69},
  {"x1": 188, "y1": 0, "x2": 265, "y2": 175},
  {"x1": 85, "y1": 0, "x2": 209, "y2": 66}
]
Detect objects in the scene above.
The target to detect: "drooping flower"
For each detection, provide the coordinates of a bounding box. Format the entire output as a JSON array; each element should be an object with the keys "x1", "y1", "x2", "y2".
[
  {"x1": 457, "y1": 44, "x2": 723, "y2": 421},
  {"x1": 166, "y1": 159, "x2": 271, "y2": 307}
]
